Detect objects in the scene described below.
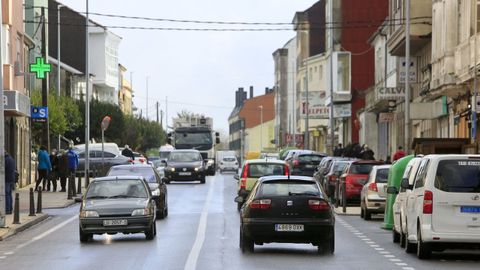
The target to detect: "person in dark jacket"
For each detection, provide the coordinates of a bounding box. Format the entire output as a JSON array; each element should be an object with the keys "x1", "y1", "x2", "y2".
[
  {"x1": 121, "y1": 145, "x2": 135, "y2": 160},
  {"x1": 4, "y1": 151, "x2": 16, "y2": 214},
  {"x1": 48, "y1": 149, "x2": 59, "y2": 191},
  {"x1": 333, "y1": 143, "x2": 344, "y2": 157},
  {"x1": 35, "y1": 146, "x2": 52, "y2": 191},
  {"x1": 57, "y1": 149, "x2": 69, "y2": 192},
  {"x1": 67, "y1": 147, "x2": 79, "y2": 175},
  {"x1": 361, "y1": 145, "x2": 375, "y2": 160}
]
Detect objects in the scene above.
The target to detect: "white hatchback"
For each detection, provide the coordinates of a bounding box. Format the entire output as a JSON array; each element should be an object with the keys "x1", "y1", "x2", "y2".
[
  {"x1": 403, "y1": 155, "x2": 480, "y2": 259},
  {"x1": 219, "y1": 156, "x2": 239, "y2": 173}
]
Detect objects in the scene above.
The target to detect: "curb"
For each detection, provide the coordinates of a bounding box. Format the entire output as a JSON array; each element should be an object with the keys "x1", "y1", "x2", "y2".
[
  {"x1": 0, "y1": 214, "x2": 49, "y2": 241},
  {"x1": 333, "y1": 209, "x2": 360, "y2": 216},
  {"x1": 43, "y1": 200, "x2": 79, "y2": 209}
]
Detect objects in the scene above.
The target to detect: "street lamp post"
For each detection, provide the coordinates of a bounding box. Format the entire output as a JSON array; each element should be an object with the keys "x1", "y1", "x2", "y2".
[
  {"x1": 0, "y1": 0, "x2": 6, "y2": 227},
  {"x1": 85, "y1": 0, "x2": 91, "y2": 184},
  {"x1": 57, "y1": 4, "x2": 63, "y2": 151},
  {"x1": 259, "y1": 105, "x2": 263, "y2": 152}
]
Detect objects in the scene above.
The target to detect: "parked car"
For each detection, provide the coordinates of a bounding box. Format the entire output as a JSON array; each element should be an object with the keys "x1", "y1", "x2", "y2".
[
  {"x1": 237, "y1": 176, "x2": 335, "y2": 254},
  {"x1": 74, "y1": 143, "x2": 130, "y2": 177},
  {"x1": 319, "y1": 160, "x2": 354, "y2": 199},
  {"x1": 390, "y1": 156, "x2": 422, "y2": 247},
  {"x1": 218, "y1": 156, "x2": 239, "y2": 173},
  {"x1": 106, "y1": 164, "x2": 168, "y2": 219},
  {"x1": 287, "y1": 150, "x2": 327, "y2": 176},
  {"x1": 234, "y1": 158, "x2": 289, "y2": 211},
  {"x1": 259, "y1": 152, "x2": 280, "y2": 160},
  {"x1": 78, "y1": 176, "x2": 157, "y2": 242},
  {"x1": 338, "y1": 160, "x2": 384, "y2": 205},
  {"x1": 360, "y1": 164, "x2": 391, "y2": 220},
  {"x1": 163, "y1": 149, "x2": 206, "y2": 184},
  {"x1": 283, "y1": 150, "x2": 300, "y2": 162},
  {"x1": 314, "y1": 157, "x2": 354, "y2": 186},
  {"x1": 403, "y1": 154, "x2": 480, "y2": 259}
]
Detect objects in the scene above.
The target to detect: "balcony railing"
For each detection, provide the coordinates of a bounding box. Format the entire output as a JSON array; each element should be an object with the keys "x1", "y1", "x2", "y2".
[{"x1": 455, "y1": 34, "x2": 480, "y2": 83}]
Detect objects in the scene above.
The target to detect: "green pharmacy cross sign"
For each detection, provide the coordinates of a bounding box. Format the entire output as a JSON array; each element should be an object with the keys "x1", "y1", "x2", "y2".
[{"x1": 30, "y1": 57, "x2": 51, "y2": 79}]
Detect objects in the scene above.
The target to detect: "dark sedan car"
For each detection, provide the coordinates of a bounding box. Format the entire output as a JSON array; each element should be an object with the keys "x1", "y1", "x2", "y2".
[
  {"x1": 237, "y1": 176, "x2": 335, "y2": 254},
  {"x1": 287, "y1": 150, "x2": 327, "y2": 176},
  {"x1": 75, "y1": 149, "x2": 130, "y2": 177},
  {"x1": 163, "y1": 149, "x2": 206, "y2": 184},
  {"x1": 107, "y1": 164, "x2": 168, "y2": 219},
  {"x1": 78, "y1": 176, "x2": 157, "y2": 242}
]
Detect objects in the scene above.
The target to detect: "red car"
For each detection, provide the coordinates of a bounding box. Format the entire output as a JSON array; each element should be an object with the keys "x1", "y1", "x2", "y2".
[{"x1": 338, "y1": 160, "x2": 384, "y2": 204}]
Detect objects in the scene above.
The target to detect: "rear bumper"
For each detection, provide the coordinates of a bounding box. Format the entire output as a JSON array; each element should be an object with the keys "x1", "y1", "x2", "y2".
[
  {"x1": 242, "y1": 218, "x2": 334, "y2": 244},
  {"x1": 165, "y1": 171, "x2": 205, "y2": 181},
  {"x1": 365, "y1": 197, "x2": 386, "y2": 212},
  {"x1": 79, "y1": 216, "x2": 154, "y2": 234}
]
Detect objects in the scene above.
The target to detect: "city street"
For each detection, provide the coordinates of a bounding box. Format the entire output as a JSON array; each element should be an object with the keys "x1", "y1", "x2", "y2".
[{"x1": 0, "y1": 173, "x2": 479, "y2": 270}]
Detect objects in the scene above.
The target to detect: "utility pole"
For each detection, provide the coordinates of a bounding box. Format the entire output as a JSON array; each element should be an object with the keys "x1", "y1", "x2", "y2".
[
  {"x1": 0, "y1": 0, "x2": 6, "y2": 227},
  {"x1": 156, "y1": 101, "x2": 159, "y2": 123},
  {"x1": 160, "y1": 110, "x2": 163, "y2": 127},
  {"x1": 328, "y1": 0, "x2": 335, "y2": 155},
  {"x1": 405, "y1": 0, "x2": 411, "y2": 153},
  {"x1": 473, "y1": 0, "x2": 478, "y2": 144},
  {"x1": 304, "y1": 28, "x2": 310, "y2": 150},
  {"x1": 85, "y1": 0, "x2": 91, "y2": 182},
  {"x1": 57, "y1": 4, "x2": 63, "y2": 151},
  {"x1": 41, "y1": 7, "x2": 50, "y2": 151},
  {"x1": 165, "y1": 96, "x2": 169, "y2": 132}
]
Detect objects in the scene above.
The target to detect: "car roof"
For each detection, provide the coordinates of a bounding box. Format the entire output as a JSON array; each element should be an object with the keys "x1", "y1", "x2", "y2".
[
  {"x1": 92, "y1": 175, "x2": 145, "y2": 182},
  {"x1": 244, "y1": 159, "x2": 286, "y2": 165},
  {"x1": 421, "y1": 154, "x2": 480, "y2": 160},
  {"x1": 111, "y1": 164, "x2": 153, "y2": 169},
  {"x1": 258, "y1": 175, "x2": 316, "y2": 183},
  {"x1": 295, "y1": 150, "x2": 327, "y2": 156},
  {"x1": 373, "y1": 164, "x2": 392, "y2": 170},
  {"x1": 351, "y1": 160, "x2": 384, "y2": 165},
  {"x1": 170, "y1": 149, "x2": 200, "y2": 153}
]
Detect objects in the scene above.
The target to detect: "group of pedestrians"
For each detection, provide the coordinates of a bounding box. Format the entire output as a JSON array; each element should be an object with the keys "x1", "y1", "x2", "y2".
[
  {"x1": 332, "y1": 142, "x2": 407, "y2": 163},
  {"x1": 35, "y1": 146, "x2": 78, "y2": 192}
]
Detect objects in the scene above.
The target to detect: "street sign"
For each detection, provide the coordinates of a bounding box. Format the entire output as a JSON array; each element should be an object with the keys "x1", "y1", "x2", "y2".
[
  {"x1": 399, "y1": 57, "x2": 417, "y2": 83},
  {"x1": 31, "y1": 106, "x2": 48, "y2": 119},
  {"x1": 30, "y1": 57, "x2": 51, "y2": 79},
  {"x1": 101, "y1": 116, "x2": 112, "y2": 131}
]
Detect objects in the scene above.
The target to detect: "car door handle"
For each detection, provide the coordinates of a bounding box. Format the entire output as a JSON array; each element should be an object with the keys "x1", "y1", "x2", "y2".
[{"x1": 417, "y1": 195, "x2": 423, "y2": 198}]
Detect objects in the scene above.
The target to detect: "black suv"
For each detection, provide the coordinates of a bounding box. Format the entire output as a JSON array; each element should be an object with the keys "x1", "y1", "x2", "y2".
[{"x1": 287, "y1": 150, "x2": 326, "y2": 177}]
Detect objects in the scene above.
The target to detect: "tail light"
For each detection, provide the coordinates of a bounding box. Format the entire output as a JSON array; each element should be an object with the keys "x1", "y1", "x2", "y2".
[
  {"x1": 284, "y1": 165, "x2": 290, "y2": 176},
  {"x1": 240, "y1": 164, "x2": 248, "y2": 189},
  {"x1": 139, "y1": 158, "x2": 146, "y2": 164},
  {"x1": 293, "y1": 159, "x2": 299, "y2": 166},
  {"x1": 250, "y1": 199, "x2": 271, "y2": 209},
  {"x1": 368, "y1": 183, "x2": 378, "y2": 192},
  {"x1": 423, "y1": 190, "x2": 433, "y2": 214},
  {"x1": 128, "y1": 159, "x2": 134, "y2": 164},
  {"x1": 308, "y1": 200, "x2": 330, "y2": 211}
]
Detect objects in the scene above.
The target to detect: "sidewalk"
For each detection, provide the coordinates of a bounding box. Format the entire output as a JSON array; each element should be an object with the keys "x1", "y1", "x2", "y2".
[
  {"x1": 333, "y1": 206, "x2": 361, "y2": 216},
  {"x1": 0, "y1": 182, "x2": 83, "y2": 241}
]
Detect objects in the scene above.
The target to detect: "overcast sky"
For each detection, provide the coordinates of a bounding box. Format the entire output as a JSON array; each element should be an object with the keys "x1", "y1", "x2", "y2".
[{"x1": 58, "y1": 0, "x2": 317, "y2": 135}]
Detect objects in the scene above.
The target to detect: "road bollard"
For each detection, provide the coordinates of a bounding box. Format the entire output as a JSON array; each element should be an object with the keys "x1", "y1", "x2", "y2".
[
  {"x1": 29, "y1": 188, "x2": 36, "y2": 216},
  {"x1": 77, "y1": 175, "x2": 82, "y2": 195},
  {"x1": 86, "y1": 169, "x2": 90, "y2": 188},
  {"x1": 67, "y1": 177, "x2": 73, "y2": 200},
  {"x1": 36, "y1": 187, "x2": 43, "y2": 214},
  {"x1": 342, "y1": 180, "x2": 347, "y2": 213},
  {"x1": 334, "y1": 180, "x2": 340, "y2": 208},
  {"x1": 13, "y1": 193, "x2": 20, "y2": 224}
]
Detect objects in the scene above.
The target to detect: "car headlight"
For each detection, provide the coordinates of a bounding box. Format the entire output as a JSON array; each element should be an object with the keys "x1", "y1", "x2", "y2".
[
  {"x1": 80, "y1": 210, "x2": 99, "y2": 218},
  {"x1": 151, "y1": 188, "x2": 160, "y2": 196},
  {"x1": 132, "y1": 208, "x2": 151, "y2": 216},
  {"x1": 169, "y1": 167, "x2": 176, "y2": 172},
  {"x1": 194, "y1": 167, "x2": 203, "y2": 171}
]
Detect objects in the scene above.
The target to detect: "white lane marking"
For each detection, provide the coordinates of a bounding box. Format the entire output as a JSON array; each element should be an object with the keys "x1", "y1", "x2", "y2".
[
  {"x1": 396, "y1": 263, "x2": 408, "y2": 266},
  {"x1": 16, "y1": 215, "x2": 77, "y2": 250},
  {"x1": 0, "y1": 256, "x2": 6, "y2": 259},
  {"x1": 384, "y1": 255, "x2": 396, "y2": 258},
  {"x1": 184, "y1": 177, "x2": 216, "y2": 270},
  {"x1": 361, "y1": 238, "x2": 371, "y2": 241},
  {"x1": 390, "y1": 259, "x2": 402, "y2": 262},
  {"x1": 370, "y1": 244, "x2": 380, "y2": 247},
  {"x1": 3, "y1": 252, "x2": 13, "y2": 255},
  {"x1": 402, "y1": 267, "x2": 416, "y2": 270},
  {"x1": 374, "y1": 248, "x2": 385, "y2": 251},
  {"x1": 379, "y1": 251, "x2": 390, "y2": 254}
]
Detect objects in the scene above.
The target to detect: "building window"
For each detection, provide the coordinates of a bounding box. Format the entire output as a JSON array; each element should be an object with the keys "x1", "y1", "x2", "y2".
[
  {"x1": 16, "y1": 35, "x2": 23, "y2": 72},
  {"x1": 319, "y1": 65, "x2": 323, "y2": 80}
]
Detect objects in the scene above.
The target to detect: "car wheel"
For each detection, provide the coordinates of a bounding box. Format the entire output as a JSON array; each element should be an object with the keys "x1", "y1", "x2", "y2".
[
  {"x1": 400, "y1": 230, "x2": 406, "y2": 248},
  {"x1": 240, "y1": 226, "x2": 254, "y2": 253},
  {"x1": 237, "y1": 202, "x2": 243, "y2": 212},
  {"x1": 200, "y1": 176, "x2": 206, "y2": 184},
  {"x1": 360, "y1": 207, "x2": 365, "y2": 219},
  {"x1": 79, "y1": 227, "x2": 92, "y2": 243},
  {"x1": 165, "y1": 179, "x2": 170, "y2": 184},
  {"x1": 145, "y1": 222, "x2": 156, "y2": 240},
  {"x1": 416, "y1": 226, "x2": 432, "y2": 259},
  {"x1": 404, "y1": 228, "x2": 416, "y2": 253},
  {"x1": 157, "y1": 204, "x2": 167, "y2": 219},
  {"x1": 392, "y1": 228, "x2": 400, "y2": 243}
]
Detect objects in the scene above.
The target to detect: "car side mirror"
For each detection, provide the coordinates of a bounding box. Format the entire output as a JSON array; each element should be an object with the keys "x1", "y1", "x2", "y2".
[
  {"x1": 234, "y1": 196, "x2": 244, "y2": 203},
  {"x1": 400, "y1": 178, "x2": 412, "y2": 190},
  {"x1": 387, "y1": 186, "x2": 399, "y2": 195},
  {"x1": 233, "y1": 174, "x2": 240, "y2": 181}
]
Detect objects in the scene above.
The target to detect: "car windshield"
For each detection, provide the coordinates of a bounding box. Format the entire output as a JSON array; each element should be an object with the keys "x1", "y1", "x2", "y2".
[
  {"x1": 223, "y1": 157, "x2": 237, "y2": 162},
  {"x1": 86, "y1": 179, "x2": 148, "y2": 199},
  {"x1": 248, "y1": 163, "x2": 285, "y2": 177},
  {"x1": 375, "y1": 168, "x2": 389, "y2": 183},
  {"x1": 169, "y1": 152, "x2": 202, "y2": 162},
  {"x1": 107, "y1": 167, "x2": 157, "y2": 183},
  {"x1": 435, "y1": 160, "x2": 480, "y2": 192},
  {"x1": 298, "y1": 154, "x2": 323, "y2": 163},
  {"x1": 259, "y1": 181, "x2": 320, "y2": 196},
  {"x1": 175, "y1": 132, "x2": 212, "y2": 145},
  {"x1": 350, "y1": 164, "x2": 375, "y2": 174},
  {"x1": 159, "y1": 152, "x2": 170, "y2": 159}
]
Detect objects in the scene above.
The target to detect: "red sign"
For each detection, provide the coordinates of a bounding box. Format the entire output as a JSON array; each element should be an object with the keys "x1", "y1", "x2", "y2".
[
  {"x1": 284, "y1": 133, "x2": 304, "y2": 144},
  {"x1": 101, "y1": 116, "x2": 112, "y2": 131}
]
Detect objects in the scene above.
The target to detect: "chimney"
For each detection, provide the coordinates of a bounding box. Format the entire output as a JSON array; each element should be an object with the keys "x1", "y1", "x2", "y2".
[
  {"x1": 235, "y1": 87, "x2": 244, "y2": 107},
  {"x1": 265, "y1": 87, "x2": 270, "y2": 94},
  {"x1": 249, "y1": 86, "x2": 254, "y2": 99}
]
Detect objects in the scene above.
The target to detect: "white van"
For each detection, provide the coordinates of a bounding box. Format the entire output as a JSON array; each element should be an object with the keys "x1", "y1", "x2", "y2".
[{"x1": 403, "y1": 154, "x2": 480, "y2": 259}]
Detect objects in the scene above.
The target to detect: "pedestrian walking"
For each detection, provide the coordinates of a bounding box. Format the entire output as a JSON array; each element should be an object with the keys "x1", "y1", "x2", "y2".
[
  {"x1": 4, "y1": 151, "x2": 16, "y2": 214},
  {"x1": 67, "y1": 147, "x2": 79, "y2": 177},
  {"x1": 48, "y1": 149, "x2": 59, "y2": 191},
  {"x1": 392, "y1": 146, "x2": 406, "y2": 161},
  {"x1": 58, "y1": 149, "x2": 69, "y2": 192},
  {"x1": 361, "y1": 145, "x2": 375, "y2": 160},
  {"x1": 35, "y1": 146, "x2": 52, "y2": 191},
  {"x1": 121, "y1": 145, "x2": 135, "y2": 160},
  {"x1": 333, "y1": 143, "x2": 344, "y2": 157}
]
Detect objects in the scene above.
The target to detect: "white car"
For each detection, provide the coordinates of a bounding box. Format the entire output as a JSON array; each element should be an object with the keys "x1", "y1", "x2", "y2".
[
  {"x1": 391, "y1": 156, "x2": 422, "y2": 247},
  {"x1": 360, "y1": 164, "x2": 391, "y2": 220},
  {"x1": 403, "y1": 154, "x2": 480, "y2": 259},
  {"x1": 218, "y1": 156, "x2": 239, "y2": 173}
]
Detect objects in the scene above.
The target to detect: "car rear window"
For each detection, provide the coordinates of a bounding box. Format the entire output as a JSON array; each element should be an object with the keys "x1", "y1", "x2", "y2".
[
  {"x1": 298, "y1": 154, "x2": 323, "y2": 163},
  {"x1": 332, "y1": 162, "x2": 348, "y2": 172},
  {"x1": 108, "y1": 167, "x2": 156, "y2": 183},
  {"x1": 259, "y1": 181, "x2": 320, "y2": 196},
  {"x1": 223, "y1": 157, "x2": 237, "y2": 162},
  {"x1": 375, "y1": 168, "x2": 389, "y2": 183},
  {"x1": 248, "y1": 164, "x2": 285, "y2": 177},
  {"x1": 86, "y1": 179, "x2": 148, "y2": 198},
  {"x1": 435, "y1": 160, "x2": 480, "y2": 193},
  {"x1": 350, "y1": 164, "x2": 375, "y2": 174}
]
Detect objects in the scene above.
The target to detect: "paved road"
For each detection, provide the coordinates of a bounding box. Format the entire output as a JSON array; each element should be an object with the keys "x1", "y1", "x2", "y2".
[{"x1": 0, "y1": 172, "x2": 479, "y2": 270}]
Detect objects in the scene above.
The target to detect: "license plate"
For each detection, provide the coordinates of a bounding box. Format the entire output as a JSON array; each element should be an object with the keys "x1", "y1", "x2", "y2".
[
  {"x1": 275, "y1": 224, "x2": 304, "y2": 232},
  {"x1": 179, "y1": 172, "x2": 191, "y2": 176},
  {"x1": 103, "y1": 219, "x2": 128, "y2": 226},
  {"x1": 305, "y1": 164, "x2": 314, "y2": 168},
  {"x1": 461, "y1": 206, "x2": 480, "y2": 213}
]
